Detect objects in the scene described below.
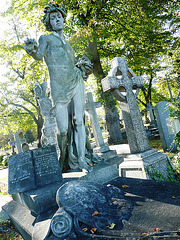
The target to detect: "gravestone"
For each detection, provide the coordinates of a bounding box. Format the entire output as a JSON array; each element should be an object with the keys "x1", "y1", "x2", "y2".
[
  {"x1": 101, "y1": 57, "x2": 173, "y2": 180},
  {"x1": 146, "y1": 102, "x2": 155, "y2": 123},
  {"x1": 8, "y1": 150, "x2": 35, "y2": 194},
  {"x1": 8, "y1": 132, "x2": 26, "y2": 154},
  {"x1": 8, "y1": 145, "x2": 63, "y2": 216},
  {"x1": 32, "y1": 146, "x2": 62, "y2": 187},
  {"x1": 35, "y1": 82, "x2": 57, "y2": 148},
  {"x1": 102, "y1": 57, "x2": 150, "y2": 154},
  {"x1": 85, "y1": 92, "x2": 117, "y2": 160},
  {"x1": 154, "y1": 101, "x2": 176, "y2": 152}
]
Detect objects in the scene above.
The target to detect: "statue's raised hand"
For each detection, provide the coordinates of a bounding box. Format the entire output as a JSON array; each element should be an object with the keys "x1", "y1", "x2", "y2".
[{"x1": 24, "y1": 38, "x2": 38, "y2": 55}]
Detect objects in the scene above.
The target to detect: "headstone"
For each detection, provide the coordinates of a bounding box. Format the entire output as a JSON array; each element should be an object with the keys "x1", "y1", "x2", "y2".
[
  {"x1": 146, "y1": 102, "x2": 155, "y2": 123},
  {"x1": 8, "y1": 132, "x2": 26, "y2": 154},
  {"x1": 101, "y1": 57, "x2": 151, "y2": 154},
  {"x1": 7, "y1": 145, "x2": 63, "y2": 217},
  {"x1": 154, "y1": 101, "x2": 176, "y2": 151},
  {"x1": 34, "y1": 82, "x2": 57, "y2": 148},
  {"x1": 173, "y1": 119, "x2": 180, "y2": 133},
  {"x1": 101, "y1": 57, "x2": 173, "y2": 179},
  {"x1": 32, "y1": 145, "x2": 62, "y2": 188},
  {"x1": 85, "y1": 92, "x2": 105, "y2": 149},
  {"x1": 85, "y1": 92, "x2": 117, "y2": 159},
  {"x1": 8, "y1": 150, "x2": 35, "y2": 194},
  {"x1": 8, "y1": 145, "x2": 62, "y2": 195}
]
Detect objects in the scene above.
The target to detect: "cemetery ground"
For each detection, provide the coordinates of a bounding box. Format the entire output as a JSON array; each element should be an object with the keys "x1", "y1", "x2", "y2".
[{"x1": 0, "y1": 139, "x2": 180, "y2": 240}]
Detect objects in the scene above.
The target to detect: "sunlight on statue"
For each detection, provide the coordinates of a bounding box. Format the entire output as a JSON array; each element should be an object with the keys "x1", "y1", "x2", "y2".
[{"x1": 25, "y1": 3, "x2": 93, "y2": 171}]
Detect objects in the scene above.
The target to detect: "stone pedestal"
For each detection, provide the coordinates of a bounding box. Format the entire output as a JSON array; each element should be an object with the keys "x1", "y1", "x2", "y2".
[
  {"x1": 93, "y1": 145, "x2": 117, "y2": 161},
  {"x1": 81, "y1": 155, "x2": 123, "y2": 183},
  {"x1": 119, "y1": 149, "x2": 174, "y2": 180}
]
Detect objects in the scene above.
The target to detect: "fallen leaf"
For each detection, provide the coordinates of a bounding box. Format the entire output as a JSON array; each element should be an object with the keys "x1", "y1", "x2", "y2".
[
  {"x1": 121, "y1": 185, "x2": 129, "y2": 189},
  {"x1": 142, "y1": 233, "x2": 148, "y2": 236},
  {"x1": 154, "y1": 228, "x2": 161, "y2": 232},
  {"x1": 106, "y1": 223, "x2": 116, "y2": 229},
  {"x1": 90, "y1": 228, "x2": 97, "y2": 234},
  {"x1": 172, "y1": 196, "x2": 178, "y2": 199},
  {"x1": 91, "y1": 210, "x2": 99, "y2": 217},
  {"x1": 82, "y1": 228, "x2": 88, "y2": 232}
]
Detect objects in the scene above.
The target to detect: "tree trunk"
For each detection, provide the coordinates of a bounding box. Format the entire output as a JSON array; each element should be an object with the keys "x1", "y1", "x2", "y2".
[
  {"x1": 87, "y1": 35, "x2": 124, "y2": 144},
  {"x1": 37, "y1": 106, "x2": 44, "y2": 148}
]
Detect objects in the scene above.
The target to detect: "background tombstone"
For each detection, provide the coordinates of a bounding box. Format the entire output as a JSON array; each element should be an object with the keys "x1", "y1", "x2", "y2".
[
  {"x1": 34, "y1": 82, "x2": 59, "y2": 153},
  {"x1": 101, "y1": 57, "x2": 151, "y2": 154},
  {"x1": 8, "y1": 132, "x2": 26, "y2": 154},
  {"x1": 154, "y1": 100, "x2": 176, "y2": 152},
  {"x1": 101, "y1": 57, "x2": 173, "y2": 180},
  {"x1": 146, "y1": 102, "x2": 155, "y2": 123},
  {"x1": 85, "y1": 92, "x2": 118, "y2": 160}
]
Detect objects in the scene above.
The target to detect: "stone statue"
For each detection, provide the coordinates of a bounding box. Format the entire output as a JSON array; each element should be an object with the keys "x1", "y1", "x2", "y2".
[{"x1": 25, "y1": 3, "x2": 93, "y2": 171}]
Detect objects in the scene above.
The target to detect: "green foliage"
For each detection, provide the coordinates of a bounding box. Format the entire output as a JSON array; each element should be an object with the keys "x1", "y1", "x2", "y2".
[
  {"x1": 1, "y1": 0, "x2": 179, "y2": 145},
  {"x1": 0, "y1": 152, "x2": 10, "y2": 169},
  {"x1": 24, "y1": 129, "x2": 35, "y2": 144},
  {"x1": 169, "y1": 99, "x2": 180, "y2": 119}
]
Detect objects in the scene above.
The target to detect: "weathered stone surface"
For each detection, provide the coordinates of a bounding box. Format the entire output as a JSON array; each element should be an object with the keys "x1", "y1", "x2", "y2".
[
  {"x1": 40, "y1": 181, "x2": 133, "y2": 239},
  {"x1": 101, "y1": 57, "x2": 151, "y2": 154},
  {"x1": 20, "y1": 182, "x2": 61, "y2": 216},
  {"x1": 154, "y1": 101, "x2": 176, "y2": 151},
  {"x1": 8, "y1": 132, "x2": 26, "y2": 154},
  {"x1": 80, "y1": 156, "x2": 123, "y2": 183},
  {"x1": 3, "y1": 178, "x2": 180, "y2": 239},
  {"x1": 8, "y1": 150, "x2": 35, "y2": 194},
  {"x1": 32, "y1": 145, "x2": 62, "y2": 188},
  {"x1": 119, "y1": 149, "x2": 174, "y2": 180}
]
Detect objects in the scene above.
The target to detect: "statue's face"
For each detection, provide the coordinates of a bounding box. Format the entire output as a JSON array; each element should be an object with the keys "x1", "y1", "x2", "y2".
[{"x1": 50, "y1": 11, "x2": 64, "y2": 31}]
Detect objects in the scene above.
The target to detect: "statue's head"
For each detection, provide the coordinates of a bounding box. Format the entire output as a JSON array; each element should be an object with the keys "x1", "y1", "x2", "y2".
[{"x1": 41, "y1": 3, "x2": 66, "y2": 32}]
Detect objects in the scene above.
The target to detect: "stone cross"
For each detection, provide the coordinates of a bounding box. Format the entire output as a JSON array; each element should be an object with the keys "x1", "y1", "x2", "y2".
[
  {"x1": 9, "y1": 132, "x2": 26, "y2": 154},
  {"x1": 101, "y1": 57, "x2": 151, "y2": 154},
  {"x1": 85, "y1": 92, "x2": 109, "y2": 152},
  {"x1": 146, "y1": 102, "x2": 155, "y2": 123}
]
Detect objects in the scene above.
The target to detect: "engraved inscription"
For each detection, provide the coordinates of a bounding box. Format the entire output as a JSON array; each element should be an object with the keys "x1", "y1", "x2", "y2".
[
  {"x1": 8, "y1": 150, "x2": 36, "y2": 194},
  {"x1": 32, "y1": 145, "x2": 62, "y2": 187}
]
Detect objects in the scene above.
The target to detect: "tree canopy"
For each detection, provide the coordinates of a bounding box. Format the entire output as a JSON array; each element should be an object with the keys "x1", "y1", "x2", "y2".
[{"x1": 0, "y1": 0, "x2": 179, "y2": 146}]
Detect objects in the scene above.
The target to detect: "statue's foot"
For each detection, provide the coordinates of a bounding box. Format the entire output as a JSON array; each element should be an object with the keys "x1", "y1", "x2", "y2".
[{"x1": 78, "y1": 157, "x2": 93, "y2": 172}]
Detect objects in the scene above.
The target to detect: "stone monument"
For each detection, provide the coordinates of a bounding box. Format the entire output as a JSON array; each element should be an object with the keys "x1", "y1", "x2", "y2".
[
  {"x1": 25, "y1": 3, "x2": 93, "y2": 171},
  {"x1": 85, "y1": 92, "x2": 117, "y2": 160},
  {"x1": 154, "y1": 101, "x2": 176, "y2": 152},
  {"x1": 101, "y1": 57, "x2": 174, "y2": 180},
  {"x1": 8, "y1": 132, "x2": 26, "y2": 154},
  {"x1": 34, "y1": 82, "x2": 57, "y2": 147}
]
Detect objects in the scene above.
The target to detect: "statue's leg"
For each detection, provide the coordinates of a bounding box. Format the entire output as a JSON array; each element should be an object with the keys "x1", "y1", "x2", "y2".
[
  {"x1": 54, "y1": 103, "x2": 68, "y2": 169},
  {"x1": 73, "y1": 81, "x2": 89, "y2": 170}
]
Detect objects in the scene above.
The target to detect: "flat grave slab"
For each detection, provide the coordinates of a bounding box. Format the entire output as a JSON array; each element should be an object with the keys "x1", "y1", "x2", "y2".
[
  {"x1": 3, "y1": 177, "x2": 180, "y2": 239},
  {"x1": 109, "y1": 177, "x2": 180, "y2": 236}
]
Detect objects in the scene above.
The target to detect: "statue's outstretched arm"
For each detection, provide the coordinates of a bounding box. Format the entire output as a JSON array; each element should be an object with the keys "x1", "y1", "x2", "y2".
[{"x1": 24, "y1": 35, "x2": 47, "y2": 61}]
